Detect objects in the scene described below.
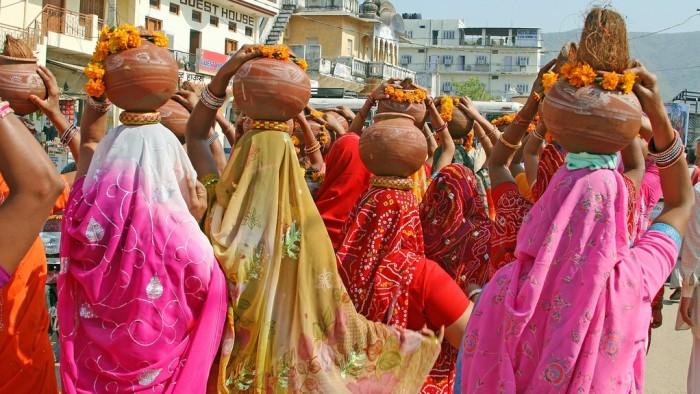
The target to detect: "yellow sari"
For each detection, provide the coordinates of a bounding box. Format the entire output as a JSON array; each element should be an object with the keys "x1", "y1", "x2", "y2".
[{"x1": 205, "y1": 129, "x2": 440, "y2": 393}]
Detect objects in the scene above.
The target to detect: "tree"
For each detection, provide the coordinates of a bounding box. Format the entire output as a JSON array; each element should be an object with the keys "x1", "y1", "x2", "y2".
[{"x1": 452, "y1": 77, "x2": 492, "y2": 100}]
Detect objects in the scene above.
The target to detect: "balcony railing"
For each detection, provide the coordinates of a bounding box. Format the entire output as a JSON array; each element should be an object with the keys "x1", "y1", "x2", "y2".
[
  {"x1": 171, "y1": 50, "x2": 197, "y2": 72},
  {"x1": 297, "y1": 0, "x2": 360, "y2": 14},
  {"x1": 336, "y1": 56, "x2": 368, "y2": 78},
  {"x1": 308, "y1": 56, "x2": 414, "y2": 82},
  {"x1": 0, "y1": 23, "x2": 41, "y2": 52},
  {"x1": 368, "y1": 62, "x2": 415, "y2": 80},
  {"x1": 29, "y1": 5, "x2": 103, "y2": 42}
]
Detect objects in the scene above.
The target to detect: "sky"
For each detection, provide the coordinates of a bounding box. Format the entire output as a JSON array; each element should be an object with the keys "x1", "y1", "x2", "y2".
[{"x1": 393, "y1": 0, "x2": 700, "y2": 33}]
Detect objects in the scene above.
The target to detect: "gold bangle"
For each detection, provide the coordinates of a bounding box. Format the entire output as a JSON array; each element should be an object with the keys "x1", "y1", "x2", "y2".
[{"x1": 499, "y1": 134, "x2": 522, "y2": 150}]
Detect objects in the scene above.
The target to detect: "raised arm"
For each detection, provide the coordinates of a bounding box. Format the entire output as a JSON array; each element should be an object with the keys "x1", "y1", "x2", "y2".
[
  {"x1": 296, "y1": 113, "x2": 323, "y2": 172},
  {"x1": 215, "y1": 112, "x2": 237, "y2": 147},
  {"x1": 30, "y1": 66, "x2": 81, "y2": 162},
  {"x1": 0, "y1": 102, "x2": 64, "y2": 276},
  {"x1": 621, "y1": 137, "x2": 645, "y2": 190},
  {"x1": 633, "y1": 64, "x2": 694, "y2": 234},
  {"x1": 426, "y1": 98, "x2": 455, "y2": 173},
  {"x1": 185, "y1": 45, "x2": 260, "y2": 177},
  {"x1": 472, "y1": 122, "x2": 493, "y2": 158},
  {"x1": 422, "y1": 123, "x2": 438, "y2": 163},
  {"x1": 76, "y1": 96, "x2": 110, "y2": 178},
  {"x1": 523, "y1": 123, "x2": 545, "y2": 187},
  {"x1": 348, "y1": 81, "x2": 392, "y2": 135}
]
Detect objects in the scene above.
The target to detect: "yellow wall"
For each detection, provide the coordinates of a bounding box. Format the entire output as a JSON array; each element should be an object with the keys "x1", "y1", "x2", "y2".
[{"x1": 285, "y1": 14, "x2": 374, "y2": 61}]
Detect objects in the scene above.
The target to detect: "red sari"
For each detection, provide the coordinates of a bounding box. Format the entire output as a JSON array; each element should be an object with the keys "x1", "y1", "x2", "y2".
[
  {"x1": 489, "y1": 182, "x2": 532, "y2": 277},
  {"x1": 531, "y1": 143, "x2": 565, "y2": 202},
  {"x1": 315, "y1": 133, "x2": 371, "y2": 249},
  {"x1": 419, "y1": 164, "x2": 492, "y2": 393}
]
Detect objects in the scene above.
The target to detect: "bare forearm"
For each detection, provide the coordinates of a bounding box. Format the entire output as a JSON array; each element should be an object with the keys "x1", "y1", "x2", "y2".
[
  {"x1": 216, "y1": 112, "x2": 236, "y2": 146},
  {"x1": 76, "y1": 104, "x2": 108, "y2": 178},
  {"x1": 349, "y1": 98, "x2": 374, "y2": 134},
  {"x1": 473, "y1": 123, "x2": 493, "y2": 157}
]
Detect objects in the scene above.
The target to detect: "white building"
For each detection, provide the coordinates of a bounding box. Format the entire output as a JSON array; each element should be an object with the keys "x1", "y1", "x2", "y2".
[{"x1": 399, "y1": 15, "x2": 542, "y2": 99}]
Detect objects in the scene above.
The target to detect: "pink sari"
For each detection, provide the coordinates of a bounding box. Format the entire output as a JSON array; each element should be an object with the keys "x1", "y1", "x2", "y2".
[
  {"x1": 58, "y1": 124, "x2": 226, "y2": 393},
  {"x1": 459, "y1": 167, "x2": 678, "y2": 393}
]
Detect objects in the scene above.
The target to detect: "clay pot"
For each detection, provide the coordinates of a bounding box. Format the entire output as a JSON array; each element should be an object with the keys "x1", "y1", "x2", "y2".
[
  {"x1": 434, "y1": 97, "x2": 474, "y2": 138},
  {"x1": 293, "y1": 118, "x2": 334, "y2": 154},
  {"x1": 158, "y1": 99, "x2": 190, "y2": 143},
  {"x1": 542, "y1": 80, "x2": 642, "y2": 154},
  {"x1": 103, "y1": 41, "x2": 178, "y2": 112},
  {"x1": 233, "y1": 57, "x2": 311, "y2": 121},
  {"x1": 359, "y1": 112, "x2": 428, "y2": 177},
  {"x1": 377, "y1": 98, "x2": 426, "y2": 127},
  {"x1": 324, "y1": 110, "x2": 349, "y2": 131},
  {"x1": 0, "y1": 55, "x2": 46, "y2": 115}
]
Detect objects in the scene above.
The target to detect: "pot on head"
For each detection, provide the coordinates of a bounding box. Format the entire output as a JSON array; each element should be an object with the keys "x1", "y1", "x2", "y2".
[
  {"x1": 0, "y1": 55, "x2": 46, "y2": 115},
  {"x1": 103, "y1": 41, "x2": 179, "y2": 112},
  {"x1": 542, "y1": 80, "x2": 642, "y2": 154},
  {"x1": 232, "y1": 57, "x2": 311, "y2": 121},
  {"x1": 359, "y1": 112, "x2": 428, "y2": 177},
  {"x1": 158, "y1": 99, "x2": 190, "y2": 143},
  {"x1": 434, "y1": 97, "x2": 474, "y2": 138}
]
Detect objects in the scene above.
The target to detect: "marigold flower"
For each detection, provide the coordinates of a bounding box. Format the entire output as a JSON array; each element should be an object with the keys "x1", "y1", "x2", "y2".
[
  {"x1": 85, "y1": 78, "x2": 106, "y2": 97},
  {"x1": 152, "y1": 31, "x2": 168, "y2": 48},
  {"x1": 84, "y1": 62, "x2": 105, "y2": 79},
  {"x1": 317, "y1": 128, "x2": 331, "y2": 146},
  {"x1": 108, "y1": 29, "x2": 129, "y2": 53},
  {"x1": 568, "y1": 63, "x2": 596, "y2": 88},
  {"x1": 559, "y1": 63, "x2": 573, "y2": 78},
  {"x1": 293, "y1": 58, "x2": 308, "y2": 71},
  {"x1": 384, "y1": 85, "x2": 426, "y2": 104},
  {"x1": 491, "y1": 113, "x2": 515, "y2": 127},
  {"x1": 601, "y1": 72, "x2": 621, "y2": 91},
  {"x1": 621, "y1": 71, "x2": 637, "y2": 93},
  {"x1": 439, "y1": 96, "x2": 454, "y2": 122},
  {"x1": 542, "y1": 71, "x2": 559, "y2": 93}
]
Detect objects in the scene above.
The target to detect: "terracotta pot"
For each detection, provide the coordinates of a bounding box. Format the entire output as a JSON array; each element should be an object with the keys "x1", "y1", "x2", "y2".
[
  {"x1": 293, "y1": 118, "x2": 334, "y2": 155},
  {"x1": 542, "y1": 80, "x2": 642, "y2": 154},
  {"x1": 434, "y1": 97, "x2": 474, "y2": 138},
  {"x1": 359, "y1": 112, "x2": 427, "y2": 177},
  {"x1": 0, "y1": 55, "x2": 46, "y2": 115},
  {"x1": 233, "y1": 57, "x2": 311, "y2": 121},
  {"x1": 377, "y1": 98, "x2": 426, "y2": 127},
  {"x1": 103, "y1": 41, "x2": 178, "y2": 112},
  {"x1": 324, "y1": 110, "x2": 349, "y2": 131},
  {"x1": 158, "y1": 99, "x2": 190, "y2": 143}
]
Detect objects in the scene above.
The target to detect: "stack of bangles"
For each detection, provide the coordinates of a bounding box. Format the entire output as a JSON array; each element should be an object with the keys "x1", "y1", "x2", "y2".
[
  {"x1": 499, "y1": 134, "x2": 522, "y2": 150},
  {"x1": 433, "y1": 123, "x2": 447, "y2": 134},
  {"x1": 200, "y1": 85, "x2": 225, "y2": 110},
  {"x1": 0, "y1": 101, "x2": 13, "y2": 119},
  {"x1": 88, "y1": 96, "x2": 111, "y2": 113},
  {"x1": 60, "y1": 124, "x2": 78, "y2": 146},
  {"x1": 305, "y1": 141, "x2": 321, "y2": 155},
  {"x1": 532, "y1": 127, "x2": 545, "y2": 140},
  {"x1": 206, "y1": 132, "x2": 221, "y2": 146},
  {"x1": 649, "y1": 131, "x2": 685, "y2": 169}
]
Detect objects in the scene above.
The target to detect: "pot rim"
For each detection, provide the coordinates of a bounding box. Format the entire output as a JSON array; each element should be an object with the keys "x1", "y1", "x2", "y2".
[
  {"x1": 0, "y1": 54, "x2": 38, "y2": 63},
  {"x1": 373, "y1": 112, "x2": 417, "y2": 122}
]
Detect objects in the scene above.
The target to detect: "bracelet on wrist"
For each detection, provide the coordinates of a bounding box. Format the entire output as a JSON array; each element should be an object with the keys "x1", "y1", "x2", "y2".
[
  {"x1": 649, "y1": 131, "x2": 684, "y2": 169},
  {"x1": 88, "y1": 96, "x2": 112, "y2": 113},
  {"x1": 60, "y1": 124, "x2": 78, "y2": 146},
  {"x1": 200, "y1": 84, "x2": 226, "y2": 110},
  {"x1": 0, "y1": 101, "x2": 14, "y2": 119},
  {"x1": 434, "y1": 123, "x2": 448, "y2": 133},
  {"x1": 207, "y1": 131, "x2": 221, "y2": 146},
  {"x1": 499, "y1": 134, "x2": 522, "y2": 150}
]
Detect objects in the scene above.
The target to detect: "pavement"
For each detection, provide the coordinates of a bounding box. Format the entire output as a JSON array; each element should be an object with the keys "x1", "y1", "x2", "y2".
[{"x1": 646, "y1": 290, "x2": 692, "y2": 394}]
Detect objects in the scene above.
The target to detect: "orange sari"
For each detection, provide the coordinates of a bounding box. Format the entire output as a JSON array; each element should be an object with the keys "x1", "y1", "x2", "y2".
[{"x1": 0, "y1": 174, "x2": 68, "y2": 394}]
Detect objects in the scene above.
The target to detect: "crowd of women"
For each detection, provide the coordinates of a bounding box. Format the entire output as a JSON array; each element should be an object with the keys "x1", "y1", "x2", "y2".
[{"x1": 0, "y1": 6, "x2": 698, "y2": 394}]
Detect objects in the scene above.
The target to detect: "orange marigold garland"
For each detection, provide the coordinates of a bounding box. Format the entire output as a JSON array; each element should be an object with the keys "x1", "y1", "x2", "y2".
[
  {"x1": 384, "y1": 85, "x2": 427, "y2": 104},
  {"x1": 439, "y1": 96, "x2": 455, "y2": 122},
  {"x1": 84, "y1": 24, "x2": 169, "y2": 97},
  {"x1": 545, "y1": 62, "x2": 637, "y2": 94},
  {"x1": 491, "y1": 113, "x2": 516, "y2": 127},
  {"x1": 247, "y1": 44, "x2": 308, "y2": 71}
]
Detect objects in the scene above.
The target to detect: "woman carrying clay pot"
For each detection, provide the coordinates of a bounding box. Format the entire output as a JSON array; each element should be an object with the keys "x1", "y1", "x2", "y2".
[
  {"x1": 186, "y1": 44, "x2": 441, "y2": 393},
  {"x1": 0, "y1": 97, "x2": 64, "y2": 393},
  {"x1": 457, "y1": 8, "x2": 693, "y2": 392}
]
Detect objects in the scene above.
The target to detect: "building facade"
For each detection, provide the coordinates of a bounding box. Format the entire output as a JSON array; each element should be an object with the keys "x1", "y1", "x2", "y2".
[
  {"x1": 400, "y1": 15, "x2": 542, "y2": 99},
  {"x1": 280, "y1": 0, "x2": 413, "y2": 94}
]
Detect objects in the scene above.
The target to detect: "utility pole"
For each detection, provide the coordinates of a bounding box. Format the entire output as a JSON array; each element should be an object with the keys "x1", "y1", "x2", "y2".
[{"x1": 107, "y1": 0, "x2": 117, "y2": 26}]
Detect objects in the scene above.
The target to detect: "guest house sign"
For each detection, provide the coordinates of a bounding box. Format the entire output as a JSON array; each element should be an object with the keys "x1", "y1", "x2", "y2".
[{"x1": 179, "y1": 0, "x2": 256, "y2": 27}]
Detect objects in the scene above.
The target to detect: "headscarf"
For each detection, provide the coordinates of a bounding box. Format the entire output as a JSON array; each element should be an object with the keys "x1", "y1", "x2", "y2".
[
  {"x1": 531, "y1": 143, "x2": 566, "y2": 202},
  {"x1": 314, "y1": 133, "x2": 371, "y2": 249},
  {"x1": 460, "y1": 166, "x2": 652, "y2": 392},
  {"x1": 420, "y1": 164, "x2": 491, "y2": 290},
  {"x1": 58, "y1": 124, "x2": 227, "y2": 392},
  {"x1": 418, "y1": 164, "x2": 491, "y2": 393},
  {"x1": 336, "y1": 186, "x2": 423, "y2": 327},
  {"x1": 206, "y1": 129, "x2": 440, "y2": 393},
  {"x1": 410, "y1": 164, "x2": 431, "y2": 203}
]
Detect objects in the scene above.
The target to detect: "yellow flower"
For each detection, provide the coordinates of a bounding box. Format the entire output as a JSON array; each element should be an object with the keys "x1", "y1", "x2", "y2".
[
  {"x1": 384, "y1": 85, "x2": 427, "y2": 104},
  {"x1": 317, "y1": 128, "x2": 331, "y2": 146},
  {"x1": 559, "y1": 63, "x2": 574, "y2": 78},
  {"x1": 542, "y1": 71, "x2": 559, "y2": 93},
  {"x1": 84, "y1": 62, "x2": 105, "y2": 79},
  {"x1": 601, "y1": 72, "x2": 621, "y2": 91},
  {"x1": 439, "y1": 96, "x2": 454, "y2": 122},
  {"x1": 621, "y1": 71, "x2": 636, "y2": 93},
  {"x1": 91, "y1": 41, "x2": 109, "y2": 62},
  {"x1": 127, "y1": 32, "x2": 142, "y2": 49},
  {"x1": 108, "y1": 28, "x2": 129, "y2": 53},
  {"x1": 294, "y1": 58, "x2": 308, "y2": 71},
  {"x1": 98, "y1": 26, "x2": 111, "y2": 42},
  {"x1": 152, "y1": 31, "x2": 168, "y2": 48},
  {"x1": 568, "y1": 63, "x2": 596, "y2": 88},
  {"x1": 491, "y1": 113, "x2": 515, "y2": 127},
  {"x1": 85, "y1": 78, "x2": 106, "y2": 97}
]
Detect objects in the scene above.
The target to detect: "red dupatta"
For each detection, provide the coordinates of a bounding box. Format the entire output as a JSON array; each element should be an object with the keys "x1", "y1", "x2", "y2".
[
  {"x1": 315, "y1": 133, "x2": 371, "y2": 249},
  {"x1": 420, "y1": 164, "x2": 491, "y2": 290},
  {"x1": 531, "y1": 143, "x2": 565, "y2": 202},
  {"x1": 336, "y1": 185, "x2": 423, "y2": 327}
]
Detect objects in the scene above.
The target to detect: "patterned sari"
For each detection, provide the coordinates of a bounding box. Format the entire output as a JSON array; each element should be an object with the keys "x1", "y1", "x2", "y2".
[
  {"x1": 419, "y1": 164, "x2": 492, "y2": 393},
  {"x1": 531, "y1": 143, "x2": 566, "y2": 202},
  {"x1": 59, "y1": 124, "x2": 227, "y2": 392},
  {"x1": 206, "y1": 129, "x2": 440, "y2": 393}
]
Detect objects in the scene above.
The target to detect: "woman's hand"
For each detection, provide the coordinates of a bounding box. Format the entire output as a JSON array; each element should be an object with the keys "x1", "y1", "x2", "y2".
[
  {"x1": 187, "y1": 179, "x2": 208, "y2": 223},
  {"x1": 218, "y1": 44, "x2": 261, "y2": 80},
  {"x1": 458, "y1": 96, "x2": 479, "y2": 119},
  {"x1": 629, "y1": 63, "x2": 667, "y2": 125},
  {"x1": 370, "y1": 78, "x2": 399, "y2": 101},
  {"x1": 681, "y1": 297, "x2": 694, "y2": 327},
  {"x1": 29, "y1": 66, "x2": 65, "y2": 127},
  {"x1": 173, "y1": 90, "x2": 199, "y2": 112},
  {"x1": 532, "y1": 58, "x2": 557, "y2": 97}
]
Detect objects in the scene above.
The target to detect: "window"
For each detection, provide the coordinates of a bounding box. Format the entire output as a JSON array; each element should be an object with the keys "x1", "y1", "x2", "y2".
[
  {"x1": 491, "y1": 75, "x2": 499, "y2": 80},
  {"x1": 419, "y1": 25, "x2": 426, "y2": 29},
  {"x1": 169, "y1": 3, "x2": 179, "y2": 14},
  {"x1": 149, "y1": 0, "x2": 160, "y2": 8},
  {"x1": 228, "y1": 21, "x2": 237, "y2": 32},
  {"x1": 406, "y1": 31, "x2": 413, "y2": 38},
  {"x1": 476, "y1": 55, "x2": 488, "y2": 65},
  {"x1": 504, "y1": 83, "x2": 512, "y2": 93},
  {"x1": 192, "y1": 10, "x2": 201, "y2": 23},
  {"x1": 418, "y1": 49, "x2": 425, "y2": 53},
  {"x1": 225, "y1": 39, "x2": 238, "y2": 55},
  {"x1": 245, "y1": 26, "x2": 253, "y2": 36},
  {"x1": 443, "y1": 55, "x2": 453, "y2": 65},
  {"x1": 346, "y1": 39, "x2": 353, "y2": 55},
  {"x1": 400, "y1": 55, "x2": 412, "y2": 65},
  {"x1": 145, "y1": 17, "x2": 162, "y2": 32},
  {"x1": 516, "y1": 83, "x2": 530, "y2": 94},
  {"x1": 442, "y1": 30, "x2": 455, "y2": 40},
  {"x1": 210, "y1": 15, "x2": 219, "y2": 26},
  {"x1": 441, "y1": 82, "x2": 453, "y2": 93},
  {"x1": 516, "y1": 56, "x2": 529, "y2": 66}
]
